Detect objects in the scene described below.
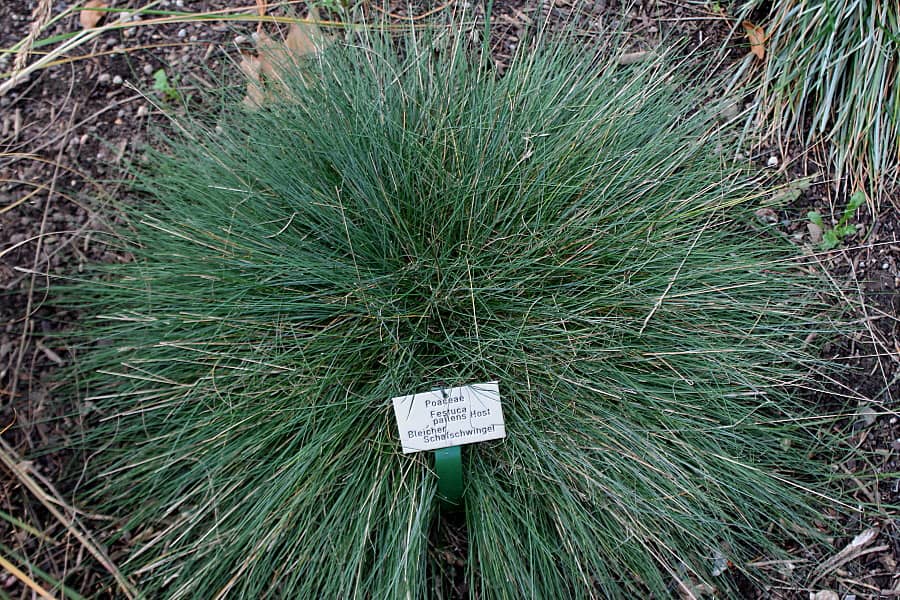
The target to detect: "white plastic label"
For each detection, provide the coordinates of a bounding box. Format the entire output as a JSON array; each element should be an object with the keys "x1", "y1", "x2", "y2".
[{"x1": 392, "y1": 382, "x2": 506, "y2": 454}]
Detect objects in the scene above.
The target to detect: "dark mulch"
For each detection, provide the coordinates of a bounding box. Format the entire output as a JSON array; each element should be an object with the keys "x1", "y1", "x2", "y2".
[{"x1": 1, "y1": 1, "x2": 897, "y2": 598}]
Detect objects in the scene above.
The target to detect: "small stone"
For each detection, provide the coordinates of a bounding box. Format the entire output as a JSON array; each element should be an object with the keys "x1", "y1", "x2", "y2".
[
  {"x1": 112, "y1": 75, "x2": 123, "y2": 85},
  {"x1": 767, "y1": 155, "x2": 779, "y2": 168},
  {"x1": 98, "y1": 73, "x2": 111, "y2": 84},
  {"x1": 175, "y1": 0, "x2": 184, "y2": 6},
  {"x1": 143, "y1": 64, "x2": 154, "y2": 75},
  {"x1": 136, "y1": 105, "x2": 149, "y2": 118},
  {"x1": 177, "y1": 28, "x2": 187, "y2": 38},
  {"x1": 882, "y1": 263, "x2": 889, "y2": 270},
  {"x1": 234, "y1": 35, "x2": 247, "y2": 44}
]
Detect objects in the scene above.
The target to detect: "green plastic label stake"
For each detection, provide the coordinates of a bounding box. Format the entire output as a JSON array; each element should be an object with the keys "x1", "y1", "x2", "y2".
[
  {"x1": 391, "y1": 382, "x2": 505, "y2": 508},
  {"x1": 434, "y1": 445, "x2": 463, "y2": 507}
]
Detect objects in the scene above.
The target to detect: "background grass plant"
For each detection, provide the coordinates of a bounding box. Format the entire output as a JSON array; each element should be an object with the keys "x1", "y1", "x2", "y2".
[
  {"x1": 57, "y1": 17, "x2": 853, "y2": 598},
  {"x1": 739, "y1": 0, "x2": 899, "y2": 200}
]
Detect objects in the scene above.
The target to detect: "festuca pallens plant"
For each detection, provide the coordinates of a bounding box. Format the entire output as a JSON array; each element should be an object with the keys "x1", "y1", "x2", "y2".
[{"x1": 62, "y1": 19, "x2": 845, "y2": 599}]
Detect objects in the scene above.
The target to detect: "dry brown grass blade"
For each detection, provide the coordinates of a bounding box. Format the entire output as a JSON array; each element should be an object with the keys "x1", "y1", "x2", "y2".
[
  {"x1": 1, "y1": 28, "x2": 102, "y2": 96},
  {"x1": 371, "y1": 2, "x2": 452, "y2": 21},
  {"x1": 0, "y1": 440, "x2": 138, "y2": 599},
  {"x1": 13, "y1": 0, "x2": 53, "y2": 72},
  {"x1": 0, "y1": 552, "x2": 58, "y2": 600},
  {"x1": 255, "y1": 0, "x2": 267, "y2": 35}
]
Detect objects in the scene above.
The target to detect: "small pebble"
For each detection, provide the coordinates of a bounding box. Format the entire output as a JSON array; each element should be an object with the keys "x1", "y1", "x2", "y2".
[
  {"x1": 143, "y1": 64, "x2": 154, "y2": 75},
  {"x1": 766, "y1": 155, "x2": 779, "y2": 168},
  {"x1": 112, "y1": 75, "x2": 123, "y2": 85},
  {"x1": 175, "y1": 0, "x2": 184, "y2": 6},
  {"x1": 882, "y1": 263, "x2": 889, "y2": 270},
  {"x1": 234, "y1": 35, "x2": 247, "y2": 44},
  {"x1": 137, "y1": 105, "x2": 149, "y2": 118},
  {"x1": 98, "y1": 73, "x2": 111, "y2": 84},
  {"x1": 177, "y1": 28, "x2": 187, "y2": 38}
]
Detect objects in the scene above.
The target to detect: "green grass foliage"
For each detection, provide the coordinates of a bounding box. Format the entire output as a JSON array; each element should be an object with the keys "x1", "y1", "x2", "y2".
[
  {"x1": 62, "y1": 23, "x2": 846, "y2": 598},
  {"x1": 744, "y1": 0, "x2": 899, "y2": 196}
]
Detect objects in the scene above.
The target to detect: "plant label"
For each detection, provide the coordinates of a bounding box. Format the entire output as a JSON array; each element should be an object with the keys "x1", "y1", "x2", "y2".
[{"x1": 392, "y1": 382, "x2": 506, "y2": 454}]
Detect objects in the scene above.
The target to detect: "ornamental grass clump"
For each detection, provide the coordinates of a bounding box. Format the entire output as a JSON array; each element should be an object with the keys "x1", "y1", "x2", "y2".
[
  {"x1": 62, "y1": 22, "x2": 846, "y2": 598},
  {"x1": 741, "y1": 0, "x2": 899, "y2": 197}
]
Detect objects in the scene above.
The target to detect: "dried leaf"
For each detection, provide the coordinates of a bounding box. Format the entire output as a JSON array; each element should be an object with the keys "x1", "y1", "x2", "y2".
[
  {"x1": 80, "y1": 0, "x2": 108, "y2": 30},
  {"x1": 285, "y1": 21, "x2": 319, "y2": 56},
  {"x1": 845, "y1": 527, "x2": 879, "y2": 550},
  {"x1": 754, "y1": 207, "x2": 778, "y2": 224},
  {"x1": 811, "y1": 527, "x2": 881, "y2": 585},
  {"x1": 616, "y1": 51, "x2": 649, "y2": 66},
  {"x1": 256, "y1": 31, "x2": 286, "y2": 81},
  {"x1": 742, "y1": 20, "x2": 766, "y2": 60},
  {"x1": 242, "y1": 17, "x2": 328, "y2": 109},
  {"x1": 807, "y1": 222, "x2": 823, "y2": 244},
  {"x1": 259, "y1": 20, "x2": 323, "y2": 75},
  {"x1": 239, "y1": 52, "x2": 265, "y2": 109}
]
